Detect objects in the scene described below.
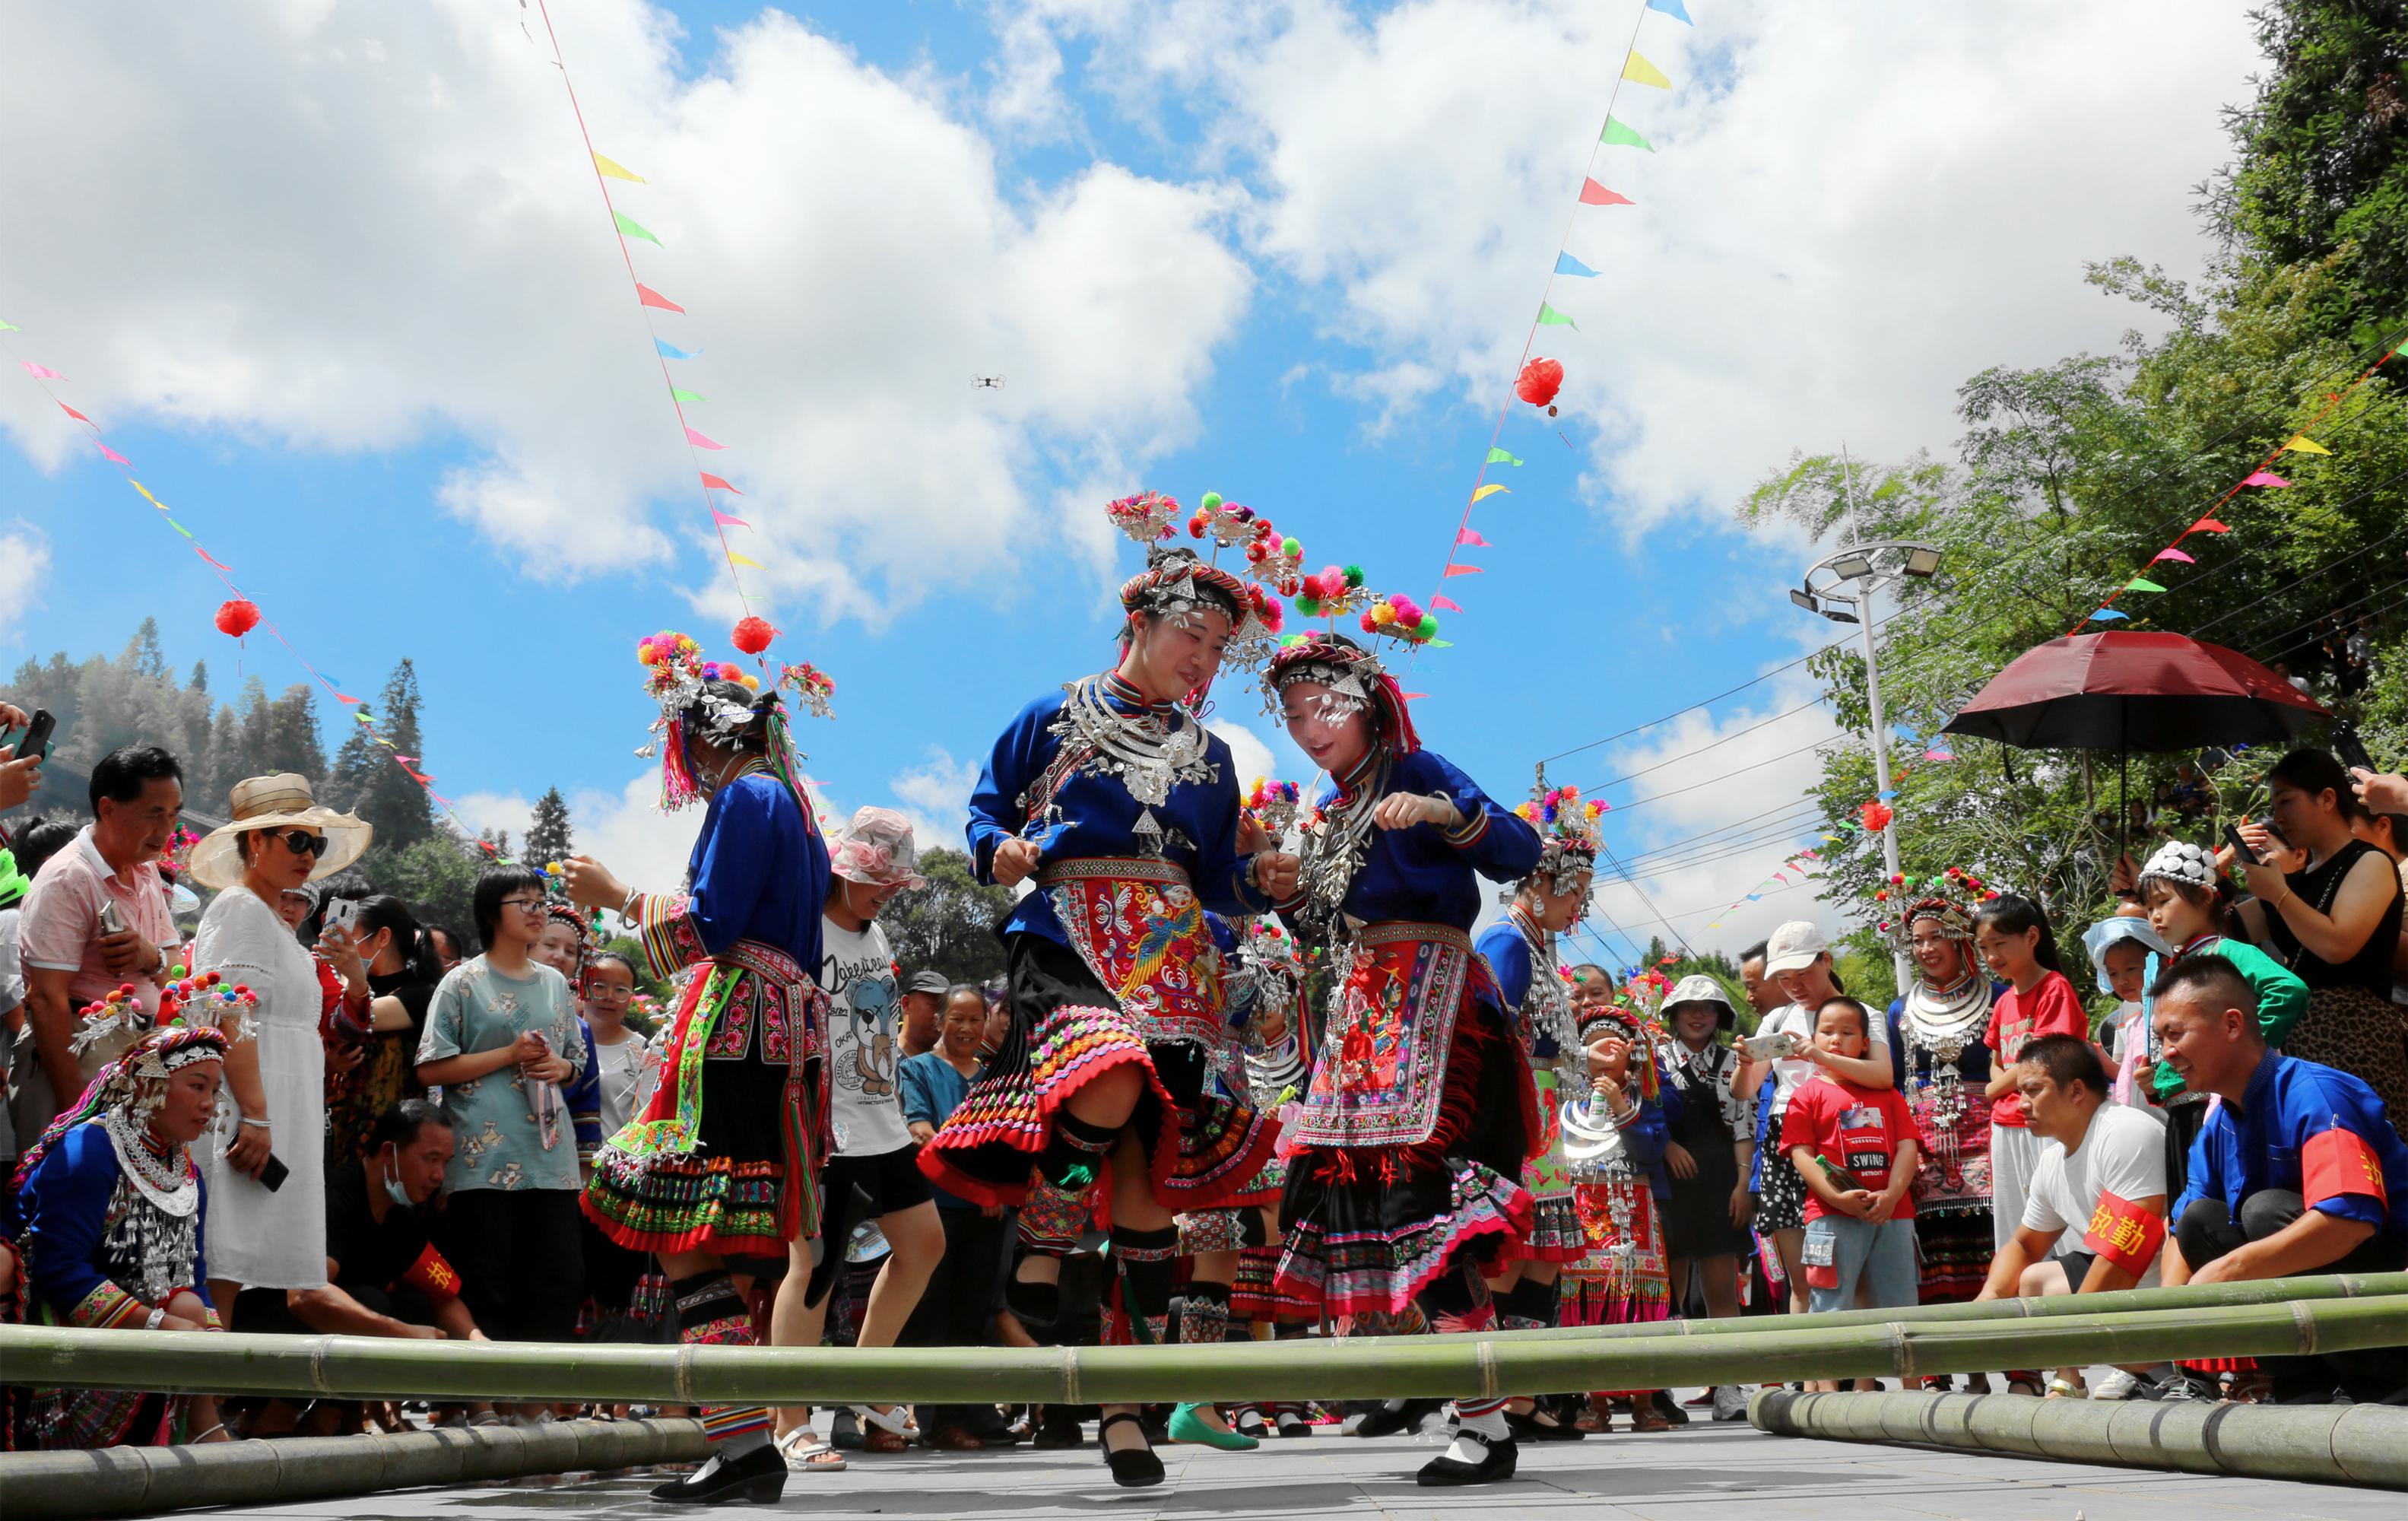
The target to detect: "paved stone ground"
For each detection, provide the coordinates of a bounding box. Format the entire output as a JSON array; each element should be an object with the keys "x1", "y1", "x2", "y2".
[{"x1": 207, "y1": 1399, "x2": 2394, "y2": 1521}]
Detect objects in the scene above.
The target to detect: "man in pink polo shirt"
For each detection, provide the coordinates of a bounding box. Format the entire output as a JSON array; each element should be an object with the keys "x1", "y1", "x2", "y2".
[{"x1": 17, "y1": 745, "x2": 186, "y2": 1138}]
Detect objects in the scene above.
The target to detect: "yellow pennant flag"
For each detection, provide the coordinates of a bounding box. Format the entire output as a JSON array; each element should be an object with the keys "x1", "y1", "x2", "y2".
[
  {"x1": 1623, "y1": 50, "x2": 1672, "y2": 88},
  {"x1": 2282, "y1": 433, "x2": 2331, "y2": 456},
  {"x1": 593, "y1": 152, "x2": 647, "y2": 183},
  {"x1": 1470, "y1": 484, "x2": 1509, "y2": 503},
  {"x1": 728, "y1": 553, "x2": 764, "y2": 569},
  {"x1": 132, "y1": 481, "x2": 166, "y2": 509}
]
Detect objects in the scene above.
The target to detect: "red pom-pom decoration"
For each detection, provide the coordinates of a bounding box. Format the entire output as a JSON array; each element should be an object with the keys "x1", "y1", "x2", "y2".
[
  {"x1": 1859, "y1": 800, "x2": 1895, "y2": 834},
  {"x1": 1515, "y1": 357, "x2": 1564, "y2": 408},
  {"x1": 731, "y1": 615, "x2": 779, "y2": 655},
  {"x1": 214, "y1": 598, "x2": 262, "y2": 639}
]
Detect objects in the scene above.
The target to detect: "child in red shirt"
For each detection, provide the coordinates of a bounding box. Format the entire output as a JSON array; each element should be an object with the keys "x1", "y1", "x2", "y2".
[
  {"x1": 1782, "y1": 995, "x2": 1920, "y2": 1387},
  {"x1": 1975, "y1": 894, "x2": 2090, "y2": 1264}
]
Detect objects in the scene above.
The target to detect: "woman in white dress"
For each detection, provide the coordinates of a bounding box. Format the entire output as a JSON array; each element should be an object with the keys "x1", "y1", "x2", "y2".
[{"x1": 186, "y1": 773, "x2": 372, "y2": 1313}]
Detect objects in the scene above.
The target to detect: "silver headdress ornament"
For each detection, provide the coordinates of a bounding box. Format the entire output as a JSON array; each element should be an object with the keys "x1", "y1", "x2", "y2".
[{"x1": 1267, "y1": 657, "x2": 1375, "y2": 720}]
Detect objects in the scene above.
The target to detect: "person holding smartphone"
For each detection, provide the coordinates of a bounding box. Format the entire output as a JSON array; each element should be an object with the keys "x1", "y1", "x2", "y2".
[
  {"x1": 0, "y1": 700, "x2": 46, "y2": 813},
  {"x1": 186, "y1": 774, "x2": 373, "y2": 1318}
]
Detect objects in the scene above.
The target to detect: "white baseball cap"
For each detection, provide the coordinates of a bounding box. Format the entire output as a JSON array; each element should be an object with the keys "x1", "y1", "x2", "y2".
[{"x1": 1762, "y1": 920, "x2": 1829, "y2": 976}]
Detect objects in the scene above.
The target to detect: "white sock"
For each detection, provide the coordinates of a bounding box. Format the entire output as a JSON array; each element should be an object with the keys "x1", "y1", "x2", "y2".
[{"x1": 1442, "y1": 1406, "x2": 1508, "y2": 1464}]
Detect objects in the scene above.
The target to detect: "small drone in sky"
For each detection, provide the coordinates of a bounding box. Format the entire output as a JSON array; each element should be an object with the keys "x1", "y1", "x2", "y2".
[{"x1": 973, "y1": 375, "x2": 1005, "y2": 389}]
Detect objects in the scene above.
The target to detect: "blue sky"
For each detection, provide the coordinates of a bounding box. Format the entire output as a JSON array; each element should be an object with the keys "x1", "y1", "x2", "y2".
[{"x1": 0, "y1": 0, "x2": 2264, "y2": 963}]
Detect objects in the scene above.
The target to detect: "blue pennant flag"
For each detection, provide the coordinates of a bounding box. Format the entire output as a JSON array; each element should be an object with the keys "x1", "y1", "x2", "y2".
[
  {"x1": 2089, "y1": 608, "x2": 2128, "y2": 622},
  {"x1": 655, "y1": 338, "x2": 700, "y2": 360},
  {"x1": 1554, "y1": 251, "x2": 1601, "y2": 278},
  {"x1": 1648, "y1": 0, "x2": 1694, "y2": 22}
]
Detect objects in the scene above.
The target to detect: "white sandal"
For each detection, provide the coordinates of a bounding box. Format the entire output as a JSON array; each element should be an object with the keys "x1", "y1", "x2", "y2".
[
  {"x1": 851, "y1": 1403, "x2": 918, "y2": 1438},
  {"x1": 776, "y1": 1426, "x2": 848, "y2": 1472}
]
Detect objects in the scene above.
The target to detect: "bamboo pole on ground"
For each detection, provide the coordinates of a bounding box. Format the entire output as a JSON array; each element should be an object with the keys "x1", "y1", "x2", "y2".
[
  {"x1": 1750, "y1": 1389, "x2": 2408, "y2": 1490},
  {"x1": 5, "y1": 1292, "x2": 2404, "y2": 1408}
]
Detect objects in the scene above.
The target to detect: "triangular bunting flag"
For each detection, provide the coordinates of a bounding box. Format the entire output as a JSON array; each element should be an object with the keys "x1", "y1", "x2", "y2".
[
  {"x1": 2191, "y1": 516, "x2": 2231, "y2": 533},
  {"x1": 656, "y1": 338, "x2": 699, "y2": 360},
  {"x1": 2089, "y1": 608, "x2": 2128, "y2": 621},
  {"x1": 1923, "y1": 748, "x2": 1954, "y2": 760},
  {"x1": 1443, "y1": 564, "x2": 1483, "y2": 577},
  {"x1": 614, "y1": 211, "x2": 661, "y2": 246},
  {"x1": 728, "y1": 553, "x2": 763, "y2": 569},
  {"x1": 0, "y1": 319, "x2": 17, "y2": 331},
  {"x1": 2281, "y1": 433, "x2": 2330, "y2": 456},
  {"x1": 94, "y1": 440, "x2": 132, "y2": 466},
  {"x1": 1486, "y1": 447, "x2": 1523, "y2": 465},
  {"x1": 133, "y1": 482, "x2": 164, "y2": 508},
  {"x1": 701, "y1": 472, "x2": 741, "y2": 494},
  {"x1": 684, "y1": 427, "x2": 725, "y2": 449},
  {"x1": 1431, "y1": 595, "x2": 1463, "y2": 612},
  {"x1": 2125, "y1": 576, "x2": 2165, "y2": 592},
  {"x1": 335, "y1": 692, "x2": 360, "y2": 704},
  {"x1": 1537, "y1": 303, "x2": 1578, "y2": 329},
  {"x1": 1457, "y1": 528, "x2": 1490, "y2": 547},
  {"x1": 2241, "y1": 469, "x2": 2290, "y2": 487},
  {"x1": 1578, "y1": 178, "x2": 1634, "y2": 207},
  {"x1": 195, "y1": 547, "x2": 233, "y2": 571},
  {"x1": 671, "y1": 388, "x2": 708, "y2": 403},
  {"x1": 711, "y1": 508, "x2": 749, "y2": 528},
  {"x1": 593, "y1": 152, "x2": 646, "y2": 183},
  {"x1": 1622, "y1": 50, "x2": 1671, "y2": 88},
  {"x1": 58, "y1": 402, "x2": 90, "y2": 423},
  {"x1": 1647, "y1": 0, "x2": 1694, "y2": 23},
  {"x1": 1554, "y1": 252, "x2": 1600, "y2": 278},
  {"x1": 165, "y1": 518, "x2": 192, "y2": 538},
  {"x1": 636, "y1": 284, "x2": 685, "y2": 314},
  {"x1": 1471, "y1": 483, "x2": 1509, "y2": 502},
  {"x1": 20, "y1": 361, "x2": 63, "y2": 379},
  {"x1": 2153, "y1": 547, "x2": 2195, "y2": 564},
  {"x1": 1601, "y1": 116, "x2": 1655, "y2": 151}
]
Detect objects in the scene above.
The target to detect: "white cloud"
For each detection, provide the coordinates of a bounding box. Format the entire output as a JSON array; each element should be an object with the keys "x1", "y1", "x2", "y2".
[
  {"x1": 997, "y1": 0, "x2": 2260, "y2": 535},
  {"x1": 886, "y1": 746, "x2": 982, "y2": 854},
  {"x1": 1207, "y1": 713, "x2": 1288, "y2": 792},
  {"x1": 0, "y1": 523, "x2": 51, "y2": 643},
  {"x1": 453, "y1": 774, "x2": 700, "y2": 900},
  {"x1": 0, "y1": 1, "x2": 1251, "y2": 619}
]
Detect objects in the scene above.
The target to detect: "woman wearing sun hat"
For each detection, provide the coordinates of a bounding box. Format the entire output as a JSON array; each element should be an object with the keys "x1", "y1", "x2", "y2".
[{"x1": 186, "y1": 773, "x2": 372, "y2": 1313}]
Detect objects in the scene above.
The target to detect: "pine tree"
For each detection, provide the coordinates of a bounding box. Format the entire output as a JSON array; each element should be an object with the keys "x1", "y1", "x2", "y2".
[
  {"x1": 524, "y1": 787, "x2": 574, "y2": 868},
  {"x1": 327, "y1": 660, "x2": 433, "y2": 854},
  {"x1": 260, "y1": 684, "x2": 329, "y2": 781}
]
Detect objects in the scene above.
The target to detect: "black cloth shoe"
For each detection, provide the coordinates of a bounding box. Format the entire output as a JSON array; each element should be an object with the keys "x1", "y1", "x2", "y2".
[
  {"x1": 1355, "y1": 1397, "x2": 1442, "y2": 1437},
  {"x1": 650, "y1": 1443, "x2": 785, "y2": 1506},
  {"x1": 1033, "y1": 1407, "x2": 1084, "y2": 1449},
  {"x1": 1505, "y1": 1408, "x2": 1585, "y2": 1443},
  {"x1": 1416, "y1": 1429, "x2": 1518, "y2": 1487},
  {"x1": 1100, "y1": 1411, "x2": 1165, "y2": 1488}
]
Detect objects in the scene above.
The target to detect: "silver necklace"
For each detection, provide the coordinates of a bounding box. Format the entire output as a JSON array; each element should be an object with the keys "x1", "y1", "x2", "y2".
[
  {"x1": 103, "y1": 1109, "x2": 201, "y2": 1218},
  {"x1": 1292, "y1": 752, "x2": 1390, "y2": 943},
  {"x1": 1510, "y1": 906, "x2": 1585, "y2": 1090},
  {"x1": 1042, "y1": 677, "x2": 1217, "y2": 853}
]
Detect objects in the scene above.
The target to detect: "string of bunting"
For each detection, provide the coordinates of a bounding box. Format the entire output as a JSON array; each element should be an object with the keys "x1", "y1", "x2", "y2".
[
  {"x1": 1423, "y1": 0, "x2": 1693, "y2": 618},
  {"x1": 2, "y1": 322, "x2": 515, "y2": 857},
  {"x1": 529, "y1": 0, "x2": 762, "y2": 608},
  {"x1": 2070, "y1": 329, "x2": 2406, "y2": 634}
]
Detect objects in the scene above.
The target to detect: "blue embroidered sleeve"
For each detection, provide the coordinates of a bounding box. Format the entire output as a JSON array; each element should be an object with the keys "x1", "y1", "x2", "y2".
[{"x1": 966, "y1": 693, "x2": 1057, "y2": 884}]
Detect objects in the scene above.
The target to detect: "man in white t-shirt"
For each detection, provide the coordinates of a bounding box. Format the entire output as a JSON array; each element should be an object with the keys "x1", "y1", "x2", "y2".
[{"x1": 767, "y1": 808, "x2": 947, "y2": 1462}]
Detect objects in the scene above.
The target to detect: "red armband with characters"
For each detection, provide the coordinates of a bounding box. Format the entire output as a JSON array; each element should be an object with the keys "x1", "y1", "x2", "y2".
[
  {"x1": 2303, "y1": 1127, "x2": 2387, "y2": 1211},
  {"x1": 2080, "y1": 1189, "x2": 2166, "y2": 1278},
  {"x1": 400, "y1": 1244, "x2": 462, "y2": 1303}
]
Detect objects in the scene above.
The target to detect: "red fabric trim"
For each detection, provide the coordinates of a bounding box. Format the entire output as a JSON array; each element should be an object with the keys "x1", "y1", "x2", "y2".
[{"x1": 2080, "y1": 1189, "x2": 2166, "y2": 1278}]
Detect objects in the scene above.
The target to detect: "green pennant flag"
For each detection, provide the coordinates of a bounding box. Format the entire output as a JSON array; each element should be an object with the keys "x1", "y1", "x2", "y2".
[
  {"x1": 1537, "y1": 303, "x2": 1578, "y2": 329},
  {"x1": 0, "y1": 318, "x2": 20, "y2": 332},
  {"x1": 165, "y1": 518, "x2": 193, "y2": 538},
  {"x1": 1486, "y1": 447, "x2": 1523, "y2": 465},
  {"x1": 614, "y1": 211, "x2": 662, "y2": 246},
  {"x1": 671, "y1": 388, "x2": 709, "y2": 403},
  {"x1": 2126, "y1": 576, "x2": 2166, "y2": 592},
  {"x1": 1601, "y1": 116, "x2": 1655, "y2": 151}
]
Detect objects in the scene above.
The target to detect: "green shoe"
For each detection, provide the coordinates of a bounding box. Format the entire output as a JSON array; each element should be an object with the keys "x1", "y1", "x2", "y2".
[{"x1": 1169, "y1": 1402, "x2": 1260, "y2": 1450}]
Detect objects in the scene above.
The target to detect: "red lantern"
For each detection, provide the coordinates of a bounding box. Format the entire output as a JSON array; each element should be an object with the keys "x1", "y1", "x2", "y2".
[
  {"x1": 731, "y1": 615, "x2": 778, "y2": 655},
  {"x1": 1515, "y1": 357, "x2": 1564, "y2": 416},
  {"x1": 214, "y1": 598, "x2": 261, "y2": 639},
  {"x1": 1859, "y1": 799, "x2": 1894, "y2": 834}
]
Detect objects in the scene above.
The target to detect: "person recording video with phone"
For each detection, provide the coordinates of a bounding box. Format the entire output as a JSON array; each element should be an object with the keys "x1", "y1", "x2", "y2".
[
  {"x1": 186, "y1": 773, "x2": 375, "y2": 1315},
  {"x1": 0, "y1": 701, "x2": 46, "y2": 813}
]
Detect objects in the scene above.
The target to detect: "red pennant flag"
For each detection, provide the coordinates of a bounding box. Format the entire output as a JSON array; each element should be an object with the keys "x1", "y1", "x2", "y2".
[
  {"x1": 1431, "y1": 595, "x2": 1463, "y2": 612},
  {"x1": 333, "y1": 692, "x2": 360, "y2": 705},
  {"x1": 636, "y1": 283, "x2": 686, "y2": 314},
  {"x1": 195, "y1": 547, "x2": 233, "y2": 571},
  {"x1": 2240, "y1": 469, "x2": 2290, "y2": 488},
  {"x1": 701, "y1": 472, "x2": 742, "y2": 494},
  {"x1": 1443, "y1": 564, "x2": 1483, "y2": 577},
  {"x1": 58, "y1": 402, "x2": 90, "y2": 423},
  {"x1": 1456, "y1": 528, "x2": 1490, "y2": 547},
  {"x1": 1578, "y1": 178, "x2": 1634, "y2": 206},
  {"x1": 2190, "y1": 516, "x2": 2232, "y2": 534},
  {"x1": 711, "y1": 508, "x2": 749, "y2": 528}
]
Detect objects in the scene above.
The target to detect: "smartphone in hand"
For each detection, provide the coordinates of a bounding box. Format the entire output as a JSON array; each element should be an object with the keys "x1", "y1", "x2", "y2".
[
  {"x1": 2334, "y1": 722, "x2": 2376, "y2": 776},
  {"x1": 11, "y1": 707, "x2": 55, "y2": 761},
  {"x1": 2222, "y1": 824, "x2": 2260, "y2": 867},
  {"x1": 258, "y1": 1154, "x2": 290, "y2": 1193}
]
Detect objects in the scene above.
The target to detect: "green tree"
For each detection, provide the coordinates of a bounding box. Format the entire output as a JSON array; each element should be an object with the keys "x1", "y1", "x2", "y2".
[
  {"x1": 376, "y1": 833, "x2": 486, "y2": 951},
  {"x1": 523, "y1": 787, "x2": 574, "y2": 868},
  {"x1": 326, "y1": 660, "x2": 434, "y2": 854},
  {"x1": 880, "y1": 846, "x2": 1012, "y2": 983}
]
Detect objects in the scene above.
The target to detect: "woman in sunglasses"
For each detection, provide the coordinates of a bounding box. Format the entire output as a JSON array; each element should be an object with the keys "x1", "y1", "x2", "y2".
[{"x1": 186, "y1": 773, "x2": 373, "y2": 1319}]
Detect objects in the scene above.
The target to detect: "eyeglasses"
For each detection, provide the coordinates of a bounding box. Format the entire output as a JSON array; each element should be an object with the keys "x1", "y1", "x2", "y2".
[
  {"x1": 266, "y1": 830, "x2": 330, "y2": 858},
  {"x1": 500, "y1": 897, "x2": 547, "y2": 914}
]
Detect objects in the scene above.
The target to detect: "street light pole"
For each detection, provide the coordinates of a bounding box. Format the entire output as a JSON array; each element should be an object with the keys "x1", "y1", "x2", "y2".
[{"x1": 1836, "y1": 445, "x2": 1914, "y2": 996}]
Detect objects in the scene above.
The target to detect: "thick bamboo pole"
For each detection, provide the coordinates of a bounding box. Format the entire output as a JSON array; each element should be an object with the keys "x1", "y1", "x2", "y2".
[
  {"x1": 1750, "y1": 1389, "x2": 2408, "y2": 1490},
  {"x1": 1485, "y1": 1269, "x2": 2408, "y2": 1342},
  {"x1": 5, "y1": 1293, "x2": 2404, "y2": 1406}
]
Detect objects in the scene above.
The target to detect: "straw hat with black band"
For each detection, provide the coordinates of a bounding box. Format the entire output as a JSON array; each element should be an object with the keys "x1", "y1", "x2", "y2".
[{"x1": 186, "y1": 773, "x2": 373, "y2": 891}]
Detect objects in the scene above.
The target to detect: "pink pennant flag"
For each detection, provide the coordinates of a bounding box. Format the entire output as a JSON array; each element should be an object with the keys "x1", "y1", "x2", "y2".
[
  {"x1": 20, "y1": 361, "x2": 64, "y2": 379},
  {"x1": 1456, "y1": 528, "x2": 1490, "y2": 547},
  {"x1": 711, "y1": 507, "x2": 750, "y2": 528},
  {"x1": 685, "y1": 427, "x2": 725, "y2": 450},
  {"x1": 195, "y1": 547, "x2": 233, "y2": 572},
  {"x1": 1442, "y1": 564, "x2": 1483, "y2": 577},
  {"x1": 333, "y1": 691, "x2": 360, "y2": 704},
  {"x1": 93, "y1": 440, "x2": 132, "y2": 466},
  {"x1": 2241, "y1": 469, "x2": 2290, "y2": 487},
  {"x1": 58, "y1": 401, "x2": 90, "y2": 423},
  {"x1": 1578, "y1": 179, "x2": 1634, "y2": 207},
  {"x1": 2191, "y1": 516, "x2": 2232, "y2": 533},
  {"x1": 700, "y1": 472, "x2": 741, "y2": 494},
  {"x1": 2153, "y1": 547, "x2": 2195, "y2": 564},
  {"x1": 1923, "y1": 747, "x2": 1955, "y2": 760},
  {"x1": 636, "y1": 283, "x2": 686, "y2": 314},
  {"x1": 1431, "y1": 595, "x2": 1463, "y2": 612}
]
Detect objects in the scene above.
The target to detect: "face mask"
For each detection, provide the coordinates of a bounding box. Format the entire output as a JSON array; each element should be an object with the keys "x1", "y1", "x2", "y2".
[{"x1": 382, "y1": 1155, "x2": 415, "y2": 1211}]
